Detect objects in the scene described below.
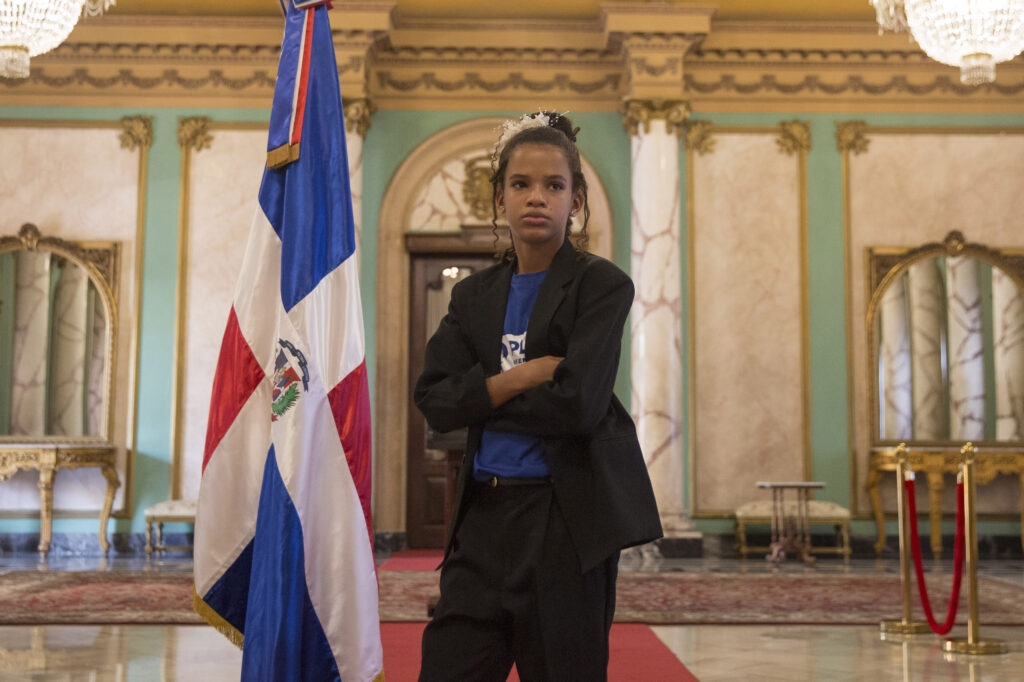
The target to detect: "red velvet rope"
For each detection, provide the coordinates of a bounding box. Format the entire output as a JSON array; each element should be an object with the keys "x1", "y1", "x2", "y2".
[{"x1": 905, "y1": 478, "x2": 965, "y2": 635}]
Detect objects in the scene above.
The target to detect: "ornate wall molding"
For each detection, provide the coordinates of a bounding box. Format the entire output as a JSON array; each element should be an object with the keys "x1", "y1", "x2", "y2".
[
  {"x1": 119, "y1": 115, "x2": 153, "y2": 151},
  {"x1": 836, "y1": 121, "x2": 871, "y2": 154},
  {"x1": 343, "y1": 99, "x2": 375, "y2": 138},
  {"x1": 684, "y1": 120, "x2": 715, "y2": 155},
  {"x1": 777, "y1": 121, "x2": 811, "y2": 155},
  {"x1": 835, "y1": 122, "x2": 868, "y2": 155},
  {"x1": 621, "y1": 99, "x2": 689, "y2": 137},
  {"x1": 374, "y1": 71, "x2": 622, "y2": 96},
  {"x1": 3, "y1": 14, "x2": 1024, "y2": 112},
  {"x1": 0, "y1": 223, "x2": 119, "y2": 298},
  {"x1": 461, "y1": 154, "x2": 494, "y2": 222},
  {"x1": 177, "y1": 116, "x2": 213, "y2": 152},
  {"x1": 683, "y1": 73, "x2": 1024, "y2": 98}
]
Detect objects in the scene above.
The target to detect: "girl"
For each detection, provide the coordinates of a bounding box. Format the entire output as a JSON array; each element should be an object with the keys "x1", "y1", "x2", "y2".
[{"x1": 415, "y1": 111, "x2": 662, "y2": 682}]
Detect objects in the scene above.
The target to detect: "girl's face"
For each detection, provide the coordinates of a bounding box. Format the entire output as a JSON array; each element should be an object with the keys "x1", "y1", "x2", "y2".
[{"x1": 496, "y1": 143, "x2": 583, "y2": 256}]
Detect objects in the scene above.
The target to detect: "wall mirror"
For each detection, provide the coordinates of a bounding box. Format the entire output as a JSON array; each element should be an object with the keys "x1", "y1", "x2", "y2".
[
  {"x1": 867, "y1": 231, "x2": 1024, "y2": 446},
  {"x1": 0, "y1": 224, "x2": 119, "y2": 442}
]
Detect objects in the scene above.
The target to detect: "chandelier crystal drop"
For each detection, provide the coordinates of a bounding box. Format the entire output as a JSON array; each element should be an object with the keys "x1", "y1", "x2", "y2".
[
  {"x1": 903, "y1": 0, "x2": 1024, "y2": 85},
  {"x1": 870, "y1": 0, "x2": 910, "y2": 34},
  {"x1": 0, "y1": 0, "x2": 91, "y2": 79},
  {"x1": 81, "y1": 0, "x2": 116, "y2": 18}
]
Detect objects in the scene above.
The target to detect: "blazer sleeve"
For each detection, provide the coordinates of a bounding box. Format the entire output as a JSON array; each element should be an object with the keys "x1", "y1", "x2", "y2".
[
  {"x1": 413, "y1": 279, "x2": 494, "y2": 433},
  {"x1": 486, "y1": 259, "x2": 633, "y2": 437}
]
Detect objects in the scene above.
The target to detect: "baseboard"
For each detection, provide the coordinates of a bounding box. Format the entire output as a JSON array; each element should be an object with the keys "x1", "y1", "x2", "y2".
[
  {"x1": 2, "y1": 530, "x2": 1020, "y2": 560},
  {"x1": 1, "y1": 531, "x2": 407, "y2": 558}
]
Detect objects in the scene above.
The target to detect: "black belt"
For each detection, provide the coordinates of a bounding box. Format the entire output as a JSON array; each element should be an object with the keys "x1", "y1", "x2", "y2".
[{"x1": 479, "y1": 475, "x2": 551, "y2": 488}]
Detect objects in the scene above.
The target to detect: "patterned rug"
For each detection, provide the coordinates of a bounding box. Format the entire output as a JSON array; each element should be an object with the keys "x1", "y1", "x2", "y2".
[
  {"x1": 2, "y1": 569, "x2": 1024, "y2": 626},
  {"x1": 380, "y1": 571, "x2": 1024, "y2": 625}
]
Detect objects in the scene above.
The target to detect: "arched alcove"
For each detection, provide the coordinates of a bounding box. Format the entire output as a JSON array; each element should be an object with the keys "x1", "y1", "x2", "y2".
[{"x1": 373, "y1": 116, "x2": 615, "y2": 537}]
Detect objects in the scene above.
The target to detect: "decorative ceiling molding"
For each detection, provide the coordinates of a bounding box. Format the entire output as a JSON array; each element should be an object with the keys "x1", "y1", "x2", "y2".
[{"x1": 2, "y1": 12, "x2": 1023, "y2": 112}]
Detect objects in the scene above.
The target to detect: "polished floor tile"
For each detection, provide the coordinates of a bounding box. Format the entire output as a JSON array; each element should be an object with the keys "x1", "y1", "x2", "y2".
[
  {"x1": 2, "y1": 553, "x2": 1023, "y2": 680},
  {"x1": 652, "y1": 624, "x2": 1024, "y2": 682}
]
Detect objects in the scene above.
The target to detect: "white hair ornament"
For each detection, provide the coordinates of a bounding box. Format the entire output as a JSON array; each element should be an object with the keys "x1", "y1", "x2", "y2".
[{"x1": 491, "y1": 111, "x2": 568, "y2": 169}]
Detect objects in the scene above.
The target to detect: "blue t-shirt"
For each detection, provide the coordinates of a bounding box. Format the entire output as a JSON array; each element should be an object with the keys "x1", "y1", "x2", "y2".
[{"x1": 474, "y1": 269, "x2": 549, "y2": 481}]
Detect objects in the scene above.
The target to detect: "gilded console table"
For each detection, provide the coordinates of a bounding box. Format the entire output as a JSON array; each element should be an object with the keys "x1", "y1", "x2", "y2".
[
  {"x1": 0, "y1": 445, "x2": 120, "y2": 557},
  {"x1": 867, "y1": 446, "x2": 1024, "y2": 557}
]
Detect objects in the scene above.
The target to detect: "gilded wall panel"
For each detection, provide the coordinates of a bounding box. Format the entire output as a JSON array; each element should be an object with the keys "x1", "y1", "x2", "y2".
[
  {"x1": 848, "y1": 131, "x2": 1024, "y2": 516},
  {"x1": 179, "y1": 128, "x2": 267, "y2": 502},
  {"x1": 0, "y1": 124, "x2": 138, "y2": 514},
  {"x1": 692, "y1": 130, "x2": 805, "y2": 513}
]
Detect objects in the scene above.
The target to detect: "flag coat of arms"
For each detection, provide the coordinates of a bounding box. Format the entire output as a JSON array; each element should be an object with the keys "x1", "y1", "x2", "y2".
[{"x1": 192, "y1": 2, "x2": 382, "y2": 680}]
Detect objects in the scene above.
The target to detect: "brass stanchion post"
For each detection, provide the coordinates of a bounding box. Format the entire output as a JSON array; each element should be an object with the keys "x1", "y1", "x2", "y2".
[
  {"x1": 882, "y1": 443, "x2": 930, "y2": 635},
  {"x1": 943, "y1": 443, "x2": 1008, "y2": 655}
]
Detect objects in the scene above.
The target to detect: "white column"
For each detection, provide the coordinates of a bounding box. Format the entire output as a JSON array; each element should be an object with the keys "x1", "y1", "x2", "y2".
[
  {"x1": 10, "y1": 251, "x2": 51, "y2": 436},
  {"x1": 879, "y1": 277, "x2": 912, "y2": 440},
  {"x1": 947, "y1": 256, "x2": 986, "y2": 440},
  {"x1": 48, "y1": 259, "x2": 89, "y2": 437},
  {"x1": 343, "y1": 99, "x2": 372, "y2": 257},
  {"x1": 628, "y1": 113, "x2": 692, "y2": 535},
  {"x1": 992, "y1": 267, "x2": 1024, "y2": 440},
  {"x1": 907, "y1": 260, "x2": 947, "y2": 439},
  {"x1": 346, "y1": 129, "x2": 364, "y2": 254}
]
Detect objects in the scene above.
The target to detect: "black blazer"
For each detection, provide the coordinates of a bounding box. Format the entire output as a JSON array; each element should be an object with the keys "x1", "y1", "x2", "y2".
[{"x1": 414, "y1": 239, "x2": 663, "y2": 573}]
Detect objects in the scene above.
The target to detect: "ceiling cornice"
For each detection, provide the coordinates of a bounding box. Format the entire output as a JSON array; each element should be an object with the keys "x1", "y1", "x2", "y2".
[{"x1": 3, "y1": 11, "x2": 1023, "y2": 113}]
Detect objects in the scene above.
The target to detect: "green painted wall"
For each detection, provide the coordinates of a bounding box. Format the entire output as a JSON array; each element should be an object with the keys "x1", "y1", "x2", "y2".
[{"x1": 1, "y1": 104, "x2": 1022, "y2": 544}]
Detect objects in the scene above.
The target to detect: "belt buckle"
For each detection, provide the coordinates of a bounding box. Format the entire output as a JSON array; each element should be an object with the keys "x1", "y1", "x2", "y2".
[{"x1": 489, "y1": 476, "x2": 498, "y2": 487}]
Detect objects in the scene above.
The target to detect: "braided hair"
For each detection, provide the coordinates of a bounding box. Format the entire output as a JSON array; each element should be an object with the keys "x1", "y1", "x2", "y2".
[{"x1": 490, "y1": 111, "x2": 591, "y2": 262}]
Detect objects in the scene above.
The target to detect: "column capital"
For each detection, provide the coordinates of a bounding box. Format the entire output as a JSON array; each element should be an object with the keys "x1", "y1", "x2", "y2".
[
  {"x1": 684, "y1": 120, "x2": 715, "y2": 154},
  {"x1": 776, "y1": 120, "x2": 811, "y2": 155},
  {"x1": 603, "y1": 3, "x2": 713, "y2": 101},
  {"x1": 119, "y1": 115, "x2": 153, "y2": 151},
  {"x1": 836, "y1": 121, "x2": 871, "y2": 155},
  {"x1": 332, "y1": 2, "x2": 395, "y2": 102},
  {"x1": 177, "y1": 116, "x2": 213, "y2": 153},
  {"x1": 621, "y1": 99, "x2": 690, "y2": 137},
  {"x1": 344, "y1": 98, "x2": 376, "y2": 139}
]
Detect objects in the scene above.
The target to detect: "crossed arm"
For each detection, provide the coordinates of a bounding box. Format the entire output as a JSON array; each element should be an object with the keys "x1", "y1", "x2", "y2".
[{"x1": 414, "y1": 260, "x2": 632, "y2": 437}]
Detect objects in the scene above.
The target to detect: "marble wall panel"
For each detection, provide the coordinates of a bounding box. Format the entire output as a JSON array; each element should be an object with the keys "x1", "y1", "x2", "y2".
[
  {"x1": 692, "y1": 132, "x2": 804, "y2": 513},
  {"x1": 849, "y1": 132, "x2": 1024, "y2": 515},
  {"x1": 993, "y1": 267, "x2": 1024, "y2": 440},
  {"x1": 0, "y1": 124, "x2": 137, "y2": 514},
  {"x1": 181, "y1": 129, "x2": 267, "y2": 501}
]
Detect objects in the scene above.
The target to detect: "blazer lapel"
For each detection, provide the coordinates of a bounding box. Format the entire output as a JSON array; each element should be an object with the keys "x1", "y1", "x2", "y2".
[
  {"x1": 526, "y1": 240, "x2": 577, "y2": 359},
  {"x1": 478, "y1": 263, "x2": 513, "y2": 375}
]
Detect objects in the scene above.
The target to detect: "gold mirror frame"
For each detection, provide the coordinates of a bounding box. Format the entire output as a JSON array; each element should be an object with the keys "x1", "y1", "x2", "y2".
[
  {"x1": 866, "y1": 230, "x2": 1024, "y2": 447},
  {"x1": 0, "y1": 223, "x2": 120, "y2": 444}
]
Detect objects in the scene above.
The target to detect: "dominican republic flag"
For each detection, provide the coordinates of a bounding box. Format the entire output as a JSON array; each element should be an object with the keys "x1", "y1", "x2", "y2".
[{"x1": 192, "y1": 2, "x2": 382, "y2": 681}]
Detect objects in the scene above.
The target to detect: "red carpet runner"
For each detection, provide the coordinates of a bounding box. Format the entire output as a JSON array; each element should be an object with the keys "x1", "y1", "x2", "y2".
[{"x1": 380, "y1": 551, "x2": 697, "y2": 681}]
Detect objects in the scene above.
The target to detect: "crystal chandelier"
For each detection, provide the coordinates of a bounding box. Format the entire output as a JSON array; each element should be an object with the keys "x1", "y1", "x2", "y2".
[
  {"x1": 0, "y1": 0, "x2": 116, "y2": 79},
  {"x1": 871, "y1": 0, "x2": 1024, "y2": 86}
]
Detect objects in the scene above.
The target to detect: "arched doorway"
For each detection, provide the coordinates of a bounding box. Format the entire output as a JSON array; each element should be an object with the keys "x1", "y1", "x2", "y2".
[{"x1": 373, "y1": 116, "x2": 614, "y2": 546}]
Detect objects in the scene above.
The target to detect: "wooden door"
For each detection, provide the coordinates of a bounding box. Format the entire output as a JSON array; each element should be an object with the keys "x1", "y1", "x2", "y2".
[{"x1": 406, "y1": 252, "x2": 494, "y2": 548}]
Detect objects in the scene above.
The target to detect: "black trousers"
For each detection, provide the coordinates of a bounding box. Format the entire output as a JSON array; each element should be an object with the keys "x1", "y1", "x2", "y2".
[{"x1": 418, "y1": 481, "x2": 619, "y2": 682}]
